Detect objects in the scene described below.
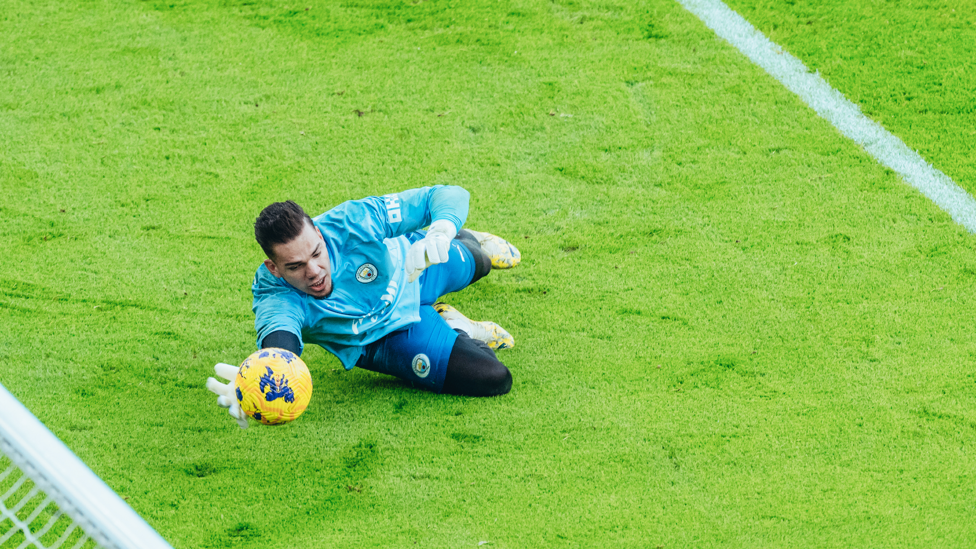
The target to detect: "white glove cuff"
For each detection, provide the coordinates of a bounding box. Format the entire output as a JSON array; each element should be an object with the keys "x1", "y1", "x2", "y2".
[{"x1": 427, "y1": 219, "x2": 458, "y2": 240}]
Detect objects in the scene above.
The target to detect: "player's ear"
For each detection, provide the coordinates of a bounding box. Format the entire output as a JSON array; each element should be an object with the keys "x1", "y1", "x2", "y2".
[{"x1": 264, "y1": 258, "x2": 281, "y2": 278}]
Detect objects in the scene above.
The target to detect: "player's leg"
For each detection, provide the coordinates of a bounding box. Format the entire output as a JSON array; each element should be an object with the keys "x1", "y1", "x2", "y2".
[
  {"x1": 462, "y1": 229, "x2": 521, "y2": 269},
  {"x1": 410, "y1": 228, "x2": 520, "y2": 350},
  {"x1": 455, "y1": 230, "x2": 492, "y2": 284},
  {"x1": 433, "y1": 303, "x2": 513, "y2": 350},
  {"x1": 441, "y1": 330, "x2": 512, "y2": 396},
  {"x1": 415, "y1": 231, "x2": 490, "y2": 306},
  {"x1": 356, "y1": 305, "x2": 512, "y2": 396},
  {"x1": 411, "y1": 228, "x2": 520, "y2": 306}
]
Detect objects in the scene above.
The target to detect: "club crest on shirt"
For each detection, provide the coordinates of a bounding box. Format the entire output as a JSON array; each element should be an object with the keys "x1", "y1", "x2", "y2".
[
  {"x1": 412, "y1": 353, "x2": 431, "y2": 378},
  {"x1": 356, "y1": 263, "x2": 378, "y2": 283}
]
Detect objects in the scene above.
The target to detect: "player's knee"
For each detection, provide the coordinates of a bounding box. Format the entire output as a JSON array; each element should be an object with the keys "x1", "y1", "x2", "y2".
[
  {"x1": 442, "y1": 351, "x2": 512, "y2": 397},
  {"x1": 470, "y1": 357, "x2": 511, "y2": 396},
  {"x1": 483, "y1": 362, "x2": 512, "y2": 396}
]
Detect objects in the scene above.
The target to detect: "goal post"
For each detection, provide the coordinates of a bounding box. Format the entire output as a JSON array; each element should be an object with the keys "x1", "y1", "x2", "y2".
[{"x1": 0, "y1": 382, "x2": 173, "y2": 549}]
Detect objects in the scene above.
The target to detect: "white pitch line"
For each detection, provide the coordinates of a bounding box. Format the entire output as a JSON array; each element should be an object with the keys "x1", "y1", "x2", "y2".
[{"x1": 675, "y1": 0, "x2": 976, "y2": 233}]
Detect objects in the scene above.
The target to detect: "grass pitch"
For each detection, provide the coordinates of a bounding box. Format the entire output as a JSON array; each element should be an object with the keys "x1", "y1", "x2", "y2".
[
  {"x1": 725, "y1": 0, "x2": 976, "y2": 194},
  {"x1": 2, "y1": 0, "x2": 976, "y2": 547}
]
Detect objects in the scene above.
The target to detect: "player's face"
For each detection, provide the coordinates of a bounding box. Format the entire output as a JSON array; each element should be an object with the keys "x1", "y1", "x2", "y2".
[{"x1": 264, "y1": 222, "x2": 333, "y2": 298}]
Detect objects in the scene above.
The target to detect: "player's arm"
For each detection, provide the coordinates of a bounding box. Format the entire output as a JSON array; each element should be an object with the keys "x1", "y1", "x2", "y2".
[
  {"x1": 251, "y1": 268, "x2": 307, "y2": 352},
  {"x1": 261, "y1": 330, "x2": 301, "y2": 355},
  {"x1": 206, "y1": 269, "x2": 307, "y2": 430},
  {"x1": 371, "y1": 185, "x2": 470, "y2": 281},
  {"x1": 324, "y1": 185, "x2": 469, "y2": 280},
  {"x1": 373, "y1": 185, "x2": 470, "y2": 239}
]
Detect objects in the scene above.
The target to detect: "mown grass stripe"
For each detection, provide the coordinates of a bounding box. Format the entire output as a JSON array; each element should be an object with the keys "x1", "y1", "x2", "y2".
[{"x1": 675, "y1": 0, "x2": 976, "y2": 233}]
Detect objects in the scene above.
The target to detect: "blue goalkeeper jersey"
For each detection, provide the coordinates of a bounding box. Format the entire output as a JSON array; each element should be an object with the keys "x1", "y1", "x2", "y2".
[{"x1": 251, "y1": 185, "x2": 470, "y2": 369}]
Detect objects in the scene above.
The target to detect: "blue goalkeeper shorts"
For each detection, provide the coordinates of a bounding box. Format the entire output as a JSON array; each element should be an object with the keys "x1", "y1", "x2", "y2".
[{"x1": 355, "y1": 233, "x2": 477, "y2": 392}]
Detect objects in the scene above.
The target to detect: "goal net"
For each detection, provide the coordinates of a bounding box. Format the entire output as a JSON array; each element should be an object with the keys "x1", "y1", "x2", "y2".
[{"x1": 0, "y1": 383, "x2": 172, "y2": 549}]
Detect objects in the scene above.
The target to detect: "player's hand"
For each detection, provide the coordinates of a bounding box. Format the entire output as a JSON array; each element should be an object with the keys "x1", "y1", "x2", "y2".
[
  {"x1": 205, "y1": 363, "x2": 249, "y2": 430},
  {"x1": 405, "y1": 219, "x2": 458, "y2": 283}
]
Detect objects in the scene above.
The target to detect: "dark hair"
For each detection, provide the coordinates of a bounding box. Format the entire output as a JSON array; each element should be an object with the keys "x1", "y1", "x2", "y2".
[{"x1": 254, "y1": 201, "x2": 314, "y2": 259}]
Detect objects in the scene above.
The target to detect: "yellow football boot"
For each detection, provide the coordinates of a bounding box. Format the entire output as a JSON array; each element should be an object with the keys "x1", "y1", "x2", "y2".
[
  {"x1": 433, "y1": 303, "x2": 515, "y2": 351},
  {"x1": 465, "y1": 229, "x2": 521, "y2": 269}
]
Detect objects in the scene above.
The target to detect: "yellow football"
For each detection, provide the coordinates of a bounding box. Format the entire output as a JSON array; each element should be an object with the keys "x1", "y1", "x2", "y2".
[{"x1": 235, "y1": 348, "x2": 312, "y2": 425}]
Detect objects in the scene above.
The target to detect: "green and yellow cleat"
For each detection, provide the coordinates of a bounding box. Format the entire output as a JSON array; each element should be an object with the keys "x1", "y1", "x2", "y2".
[
  {"x1": 466, "y1": 229, "x2": 521, "y2": 269},
  {"x1": 433, "y1": 303, "x2": 515, "y2": 351}
]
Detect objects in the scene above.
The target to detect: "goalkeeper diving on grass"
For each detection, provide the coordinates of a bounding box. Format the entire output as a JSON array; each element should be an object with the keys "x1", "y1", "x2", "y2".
[{"x1": 206, "y1": 185, "x2": 521, "y2": 428}]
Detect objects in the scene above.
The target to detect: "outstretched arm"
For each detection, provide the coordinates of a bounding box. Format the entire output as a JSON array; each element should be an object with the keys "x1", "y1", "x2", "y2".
[
  {"x1": 262, "y1": 330, "x2": 302, "y2": 355},
  {"x1": 205, "y1": 329, "x2": 302, "y2": 431},
  {"x1": 207, "y1": 268, "x2": 308, "y2": 430}
]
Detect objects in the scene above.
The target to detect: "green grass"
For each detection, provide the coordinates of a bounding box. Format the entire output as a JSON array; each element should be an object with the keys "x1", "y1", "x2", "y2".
[
  {"x1": 724, "y1": 0, "x2": 976, "y2": 193},
  {"x1": 2, "y1": 0, "x2": 976, "y2": 547}
]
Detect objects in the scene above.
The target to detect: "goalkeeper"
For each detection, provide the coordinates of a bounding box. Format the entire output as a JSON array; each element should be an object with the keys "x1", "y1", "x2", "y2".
[{"x1": 207, "y1": 185, "x2": 521, "y2": 428}]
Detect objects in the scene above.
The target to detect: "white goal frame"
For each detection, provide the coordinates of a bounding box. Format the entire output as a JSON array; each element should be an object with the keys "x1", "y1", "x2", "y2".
[{"x1": 0, "y1": 382, "x2": 173, "y2": 549}]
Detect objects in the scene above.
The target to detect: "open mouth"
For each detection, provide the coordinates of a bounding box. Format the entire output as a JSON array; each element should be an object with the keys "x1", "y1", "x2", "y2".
[{"x1": 309, "y1": 274, "x2": 328, "y2": 294}]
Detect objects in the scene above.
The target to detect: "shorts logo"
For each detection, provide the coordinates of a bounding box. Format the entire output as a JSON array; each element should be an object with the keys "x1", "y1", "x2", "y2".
[
  {"x1": 356, "y1": 263, "x2": 378, "y2": 283},
  {"x1": 412, "y1": 353, "x2": 431, "y2": 378}
]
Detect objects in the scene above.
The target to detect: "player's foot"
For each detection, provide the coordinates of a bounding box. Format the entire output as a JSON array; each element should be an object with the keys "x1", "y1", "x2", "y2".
[
  {"x1": 434, "y1": 303, "x2": 515, "y2": 350},
  {"x1": 465, "y1": 229, "x2": 521, "y2": 269}
]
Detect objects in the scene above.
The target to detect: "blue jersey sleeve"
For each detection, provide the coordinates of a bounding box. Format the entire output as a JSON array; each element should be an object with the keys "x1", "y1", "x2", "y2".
[
  {"x1": 324, "y1": 185, "x2": 470, "y2": 243},
  {"x1": 252, "y1": 267, "x2": 307, "y2": 353}
]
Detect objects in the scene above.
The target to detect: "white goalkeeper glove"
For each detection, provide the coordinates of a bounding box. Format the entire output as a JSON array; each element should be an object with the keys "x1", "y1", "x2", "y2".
[
  {"x1": 205, "y1": 363, "x2": 249, "y2": 430},
  {"x1": 404, "y1": 219, "x2": 457, "y2": 283}
]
